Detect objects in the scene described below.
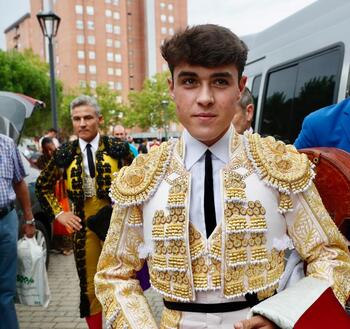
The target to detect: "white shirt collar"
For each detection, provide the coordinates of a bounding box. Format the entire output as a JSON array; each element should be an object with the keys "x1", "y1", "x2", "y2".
[
  {"x1": 183, "y1": 126, "x2": 233, "y2": 170},
  {"x1": 79, "y1": 133, "x2": 100, "y2": 152}
]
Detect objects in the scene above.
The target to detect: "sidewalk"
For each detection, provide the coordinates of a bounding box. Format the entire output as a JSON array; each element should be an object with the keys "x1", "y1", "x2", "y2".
[{"x1": 16, "y1": 253, "x2": 163, "y2": 329}]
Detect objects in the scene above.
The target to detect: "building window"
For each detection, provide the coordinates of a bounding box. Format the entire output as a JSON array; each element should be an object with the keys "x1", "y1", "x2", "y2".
[
  {"x1": 114, "y1": 40, "x2": 121, "y2": 48},
  {"x1": 75, "y1": 5, "x2": 83, "y2": 14},
  {"x1": 106, "y1": 24, "x2": 113, "y2": 33},
  {"x1": 107, "y1": 67, "x2": 114, "y2": 75},
  {"x1": 162, "y1": 63, "x2": 168, "y2": 71},
  {"x1": 105, "y1": 0, "x2": 111, "y2": 3},
  {"x1": 78, "y1": 65, "x2": 86, "y2": 74},
  {"x1": 105, "y1": 9, "x2": 112, "y2": 17},
  {"x1": 76, "y1": 20, "x2": 84, "y2": 29},
  {"x1": 89, "y1": 51, "x2": 96, "y2": 59},
  {"x1": 86, "y1": 6, "x2": 94, "y2": 15},
  {"x1": 87, "y1": 21, "x2": 95, "y2": 30},
  {"x1": 88, "y1": 36, "x2": 95, "y2": 45},
  {"x1": 168, "y1": 15, "x2": 174, "y2": 23},
  {"x1": 113, "y1": 12, "x2": 120, "y2": 20},
  {"x1": 90, "y1": 80, "x2": 97, "y2": 88},
  {"x1": 168, "y1": 3, "x2": 173, "y2": 10},
  {"x1": 89, "y1": 65, "x2": 96, "y2": 74},
  {"x1": 113, "y1": 25, "x2": 120, "y2": 34},
  {"x1": 76, "y1": 35, "x2": 84, "y2": 44},
  {"x1": 79, "y1": 80, "x2": 87, "y2": 88},
  {"x1": 161, "y1": 27, "x2": 167, "y2": 34},
  {"x1": 106, "y1": 39, "x2": 113, "y2": 47},
  {"x1": 114, "y1": 53, "x2": 122, "y2": 62},
  {"x1": 77, "y1": 50, "x2": 85, "y2": 59},
  {"x1": 107, "y1": 52, "x2": 114, "y2": 61},
  {"x1": 160, "y1": 2, "x2": 166, "y2": 8},
  {"x1": 115, "y1": 68, "x2": 122, "y2": 76},
  {"x1": 113, "y1": 0, "x2": 119, "y2": 5},
  {"x1": 169, "y1": 27, "x2": 174, "y2": 35},
  {"x1": 115, "y1": 82, "x2": 122, "y2": 90},
  {"x1": 160, "y1": 14, "x2": 167, "y2": 23},
  {"x1": 108, "y1": 81, "x2": 114, "y2": 89}
]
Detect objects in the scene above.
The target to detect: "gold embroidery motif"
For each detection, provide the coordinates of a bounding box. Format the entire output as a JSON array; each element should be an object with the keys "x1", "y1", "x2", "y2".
[
  {"x1": 110, "y1": 141, "x2": 175, "y2": 206},
  {"x1": 289, "y1": 184, "x2": 350, "y2": 305},
  {"x1": 127, "y1": 206, "x2": 143, "y2": 226},
  {"x1": 160, "y1": 308, "x2": 181, "y2": 329},
  {"x1": 245, "y1": 132, "x2": 315, "y2": 213}
]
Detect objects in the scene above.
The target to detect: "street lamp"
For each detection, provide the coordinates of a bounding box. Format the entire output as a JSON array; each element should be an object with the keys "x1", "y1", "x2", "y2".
[
  {"x1": 161, "y1": 99, "x2": 169, "y2": 141},
  {"x1": 37, "y1": 11, "x2": 61, "y2": 131}
]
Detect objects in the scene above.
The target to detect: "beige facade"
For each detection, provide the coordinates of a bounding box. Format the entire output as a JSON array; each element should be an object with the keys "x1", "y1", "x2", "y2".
[{"x1": 5, "y1": 0, "x2": 187, "y2": 101}]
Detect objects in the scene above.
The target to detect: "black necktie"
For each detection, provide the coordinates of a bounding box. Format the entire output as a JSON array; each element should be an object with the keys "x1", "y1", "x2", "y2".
[
  {"x1": 204, "y1": 150, "x2": 216, "y2": 237},
  {"x1": 86, "y1": 144, "x2": 95, "y2": 178}
]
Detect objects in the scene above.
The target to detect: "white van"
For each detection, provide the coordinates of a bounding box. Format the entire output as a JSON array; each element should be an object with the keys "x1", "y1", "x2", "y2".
[{"x1": 243, "y1": 0, "x2": 350, "y2": 144}]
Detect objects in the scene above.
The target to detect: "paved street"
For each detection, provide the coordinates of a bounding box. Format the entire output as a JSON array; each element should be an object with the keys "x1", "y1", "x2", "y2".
[{"x1": 16, "y1": 252, "x2": 163, "y2": 329}]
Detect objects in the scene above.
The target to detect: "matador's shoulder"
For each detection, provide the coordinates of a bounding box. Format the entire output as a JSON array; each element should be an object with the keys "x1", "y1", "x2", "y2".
[
  {"x1": 101, "y1": 135, "x2": 131, "y2": 159},
  {"x1": 244, "y1": 132, "x2": 315, "y2": 210},
  {"x1": 110, "y1": 139, "x2": 176, "y2": 207},
  {"x1": 53, "y1": 140, "x2": 79, "y2": 168}
]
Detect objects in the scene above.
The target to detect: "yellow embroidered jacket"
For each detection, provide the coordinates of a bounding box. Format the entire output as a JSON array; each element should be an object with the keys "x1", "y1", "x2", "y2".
[{"x1": 95, "y1": 132, "x2": 350, "y2": 329}]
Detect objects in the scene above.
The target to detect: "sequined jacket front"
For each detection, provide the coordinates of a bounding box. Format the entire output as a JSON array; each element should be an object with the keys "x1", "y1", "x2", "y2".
[{"x1": 95, "y1": 132, "x2": 350, "y2": 329}]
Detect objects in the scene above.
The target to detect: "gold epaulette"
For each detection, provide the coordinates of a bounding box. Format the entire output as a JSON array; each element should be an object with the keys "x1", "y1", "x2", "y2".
[
  {"x1": 110, "y1": 140, "x2": 175, "y2": 207},
  {"x1": 244, "y1": 132, "x2": 315, "y2": 213}
]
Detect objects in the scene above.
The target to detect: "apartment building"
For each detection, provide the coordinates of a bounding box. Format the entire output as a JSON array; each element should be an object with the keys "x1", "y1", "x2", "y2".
[{"x1": 5, "y1": 0, "x2": 187, "y2": 101}]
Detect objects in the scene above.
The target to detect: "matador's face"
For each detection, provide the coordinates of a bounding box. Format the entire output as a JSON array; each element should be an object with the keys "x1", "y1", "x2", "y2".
[
  {"x1": 71, "y1": 105, "x2": 103, "y2": 142},
  {"x1": 169, "y1": 63, "x2": 246, "y2": 146}
]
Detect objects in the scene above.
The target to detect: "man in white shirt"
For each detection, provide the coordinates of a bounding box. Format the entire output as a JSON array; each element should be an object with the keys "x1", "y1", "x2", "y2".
[
  {"x1": 95, "y1": 25, "x2": 350, "y2": 329},
  {"x1": 36, "y1": 95, "x2": 133, "y2": 329}
]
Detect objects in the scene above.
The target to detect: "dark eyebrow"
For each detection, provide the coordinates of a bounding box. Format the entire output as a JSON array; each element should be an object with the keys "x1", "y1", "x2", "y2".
[
  {"x1": 177, "y1": 71, "x2": 198, "y2": 78},
  {"x1": 210, "y1": 72, "x2": 233, "y2": 79}
]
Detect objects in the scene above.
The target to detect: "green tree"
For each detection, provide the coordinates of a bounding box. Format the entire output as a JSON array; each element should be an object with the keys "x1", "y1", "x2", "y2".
[
  {"x1": 123, "y1": 72, "x2": 177, "y2": 131},
  {"x1": 59, "y1": 85, "x2": 124, "y2": 138},
  {"x1": 0, "y1": 49, "x2": 63, "y2": 137}
]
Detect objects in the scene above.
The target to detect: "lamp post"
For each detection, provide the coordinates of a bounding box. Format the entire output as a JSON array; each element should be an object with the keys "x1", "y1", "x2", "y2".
[
  {"x1": 37, "y1": 11, "x2": 61, "y2": 131},
  {"x1": 161, "y1": 99, "x2": 169, "y2": 141}
]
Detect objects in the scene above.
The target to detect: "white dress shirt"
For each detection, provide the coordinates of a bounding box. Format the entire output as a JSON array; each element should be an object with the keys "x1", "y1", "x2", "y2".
[
  {"x1": 183, "y1": 127, "x2": 232, "y2": 237},
  {"x1": 79, "y1": 133, "x2": 100, "y2": 177}
]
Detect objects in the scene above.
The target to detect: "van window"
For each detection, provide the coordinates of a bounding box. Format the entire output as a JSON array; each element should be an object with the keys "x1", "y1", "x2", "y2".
[
  {"x1": 260, "y1": 47, "x2": 342, "y2": 143},
  {"x1": 251, "y1": 75, "x2": 261, "y2": 131}
]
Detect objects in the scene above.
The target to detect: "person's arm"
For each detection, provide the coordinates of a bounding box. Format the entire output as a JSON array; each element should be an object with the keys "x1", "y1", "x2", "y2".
[
  {"x1": 95, "y1": 205, "x2": 157, "y2": 329},
  {"x1": 294, "y1": 116, "x2": 318, "y2": 149},
  {"x1": 248, "y1": 184, "x2": 350, "y2": 328},
  {"x1": 13, "y1": 179, "x2": 35, "y2": 238}
]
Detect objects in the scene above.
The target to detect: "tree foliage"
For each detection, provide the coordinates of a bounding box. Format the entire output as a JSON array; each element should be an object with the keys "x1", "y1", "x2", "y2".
[
  {"x1": 123, "y1": 72, "x2": 177, "y2": 130},
  {"x1": 0, "y1": 49, "x2": 63, "y2": 137}
]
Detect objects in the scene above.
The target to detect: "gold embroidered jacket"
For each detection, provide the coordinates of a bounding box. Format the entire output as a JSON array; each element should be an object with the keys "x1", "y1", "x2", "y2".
[{"x1": 95, "y1": 132, "x2": 350, "y2": 329}]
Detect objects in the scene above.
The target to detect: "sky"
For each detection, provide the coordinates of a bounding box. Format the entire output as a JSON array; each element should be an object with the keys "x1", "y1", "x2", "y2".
[{"x1": 0, "y1": 0, "x2": 317, "y2": 50}]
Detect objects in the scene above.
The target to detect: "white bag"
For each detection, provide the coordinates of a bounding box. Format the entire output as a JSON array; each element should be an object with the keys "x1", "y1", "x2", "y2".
[{"x1": 15, "y1": 236, "x2": 51, "y2": 307}]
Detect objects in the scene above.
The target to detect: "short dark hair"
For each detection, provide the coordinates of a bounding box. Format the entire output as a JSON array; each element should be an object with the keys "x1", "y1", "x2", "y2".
[
  {"x1": 239, "y1": 87, "x2": 254, "y2": 111},
  {"x1": 41, "y1": 137, "x2": 53, "y2": 148},
  {"x1": 161, "y1": 24, "x2": 248, "y2": 78},
  {"x1": 47, "y1": 128, "x2": 57, "y2": 133}
]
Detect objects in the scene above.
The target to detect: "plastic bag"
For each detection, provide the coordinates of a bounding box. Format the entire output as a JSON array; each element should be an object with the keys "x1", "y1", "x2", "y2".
[{"x1": 15, "y1": 236, "x2": 51, "y2": 307}]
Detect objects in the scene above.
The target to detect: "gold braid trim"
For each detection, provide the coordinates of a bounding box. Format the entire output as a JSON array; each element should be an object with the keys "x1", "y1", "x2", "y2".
[
  {"x1": 110, "y1": 140, "x2": 175, "y2": 207},
  {"x1": 244, "y1": 132, "x2": 315, "y2": 213}
]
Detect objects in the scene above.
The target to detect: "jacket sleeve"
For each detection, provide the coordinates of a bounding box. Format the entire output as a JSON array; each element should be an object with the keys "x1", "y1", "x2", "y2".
[
  {"x1": 95, "y1": 205, "x2": 157, "y2": 329},
  {"x1": 35, "y1": 157, "x2": 62, "y2": 220},
  {"x1": 294, "y1": 115, "x2": 318, "y2": 149},
  {"x1": 249, "y1": 183, "x2": 350, "y2": 328}
]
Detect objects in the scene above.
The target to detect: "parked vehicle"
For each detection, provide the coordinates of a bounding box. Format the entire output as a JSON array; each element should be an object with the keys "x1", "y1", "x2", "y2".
[
  {"x1": 0, "y1": 91, "x2": 51, "y2": 267},
  {"x1": 242, "y1": 0, "x2": 350, "y2": 144}
]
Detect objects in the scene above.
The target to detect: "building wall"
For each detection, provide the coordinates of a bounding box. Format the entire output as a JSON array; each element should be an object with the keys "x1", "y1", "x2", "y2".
[{"x1": 5, "y1": 0, "x2": 187, "y2": 101}]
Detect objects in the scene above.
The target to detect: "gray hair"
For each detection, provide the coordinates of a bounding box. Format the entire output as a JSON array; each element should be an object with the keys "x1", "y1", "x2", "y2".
[
  {"x1": 238, "y1": 87, "x2": 254, "y2": 111},
  {"x1": 70, "y1": 95, "x2": 101, "y2": 116}
]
